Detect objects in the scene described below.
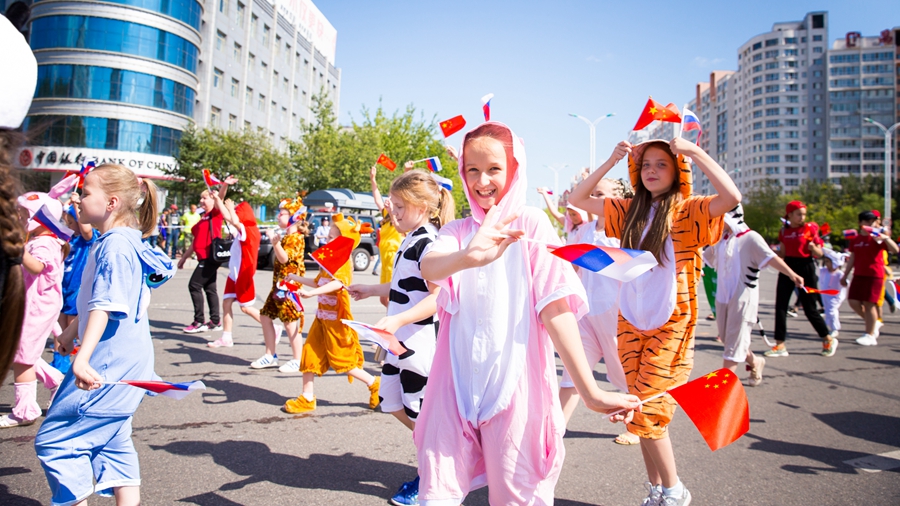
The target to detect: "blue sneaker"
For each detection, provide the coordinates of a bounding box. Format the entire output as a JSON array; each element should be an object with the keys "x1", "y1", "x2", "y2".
[{"x1": 390, "y1": 476, "x2": 419, "y2": 506}]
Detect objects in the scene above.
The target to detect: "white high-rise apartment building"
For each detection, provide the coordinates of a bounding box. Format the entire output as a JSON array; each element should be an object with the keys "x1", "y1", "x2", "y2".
[
  {"x1": 730, "y1": 11, "x2": 830, "y2": 194},
  {"x1": 826, "y1": 29, "x2": 899, "y2": 185},
  {"x1": 690, "y1": 71, "x2": 734, "y2": 196}
]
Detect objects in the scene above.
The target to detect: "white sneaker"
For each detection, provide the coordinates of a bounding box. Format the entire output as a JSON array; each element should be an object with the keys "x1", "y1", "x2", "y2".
[
  {"x1": 660, "y1": 487, "x2": 691, "y2": 506},
  {"x1": 641, "y1": 482, "x2": 663, "y2": 506},
  {"x1": 250, "y1": 354, "x2": 279, "y2": 369},
  {"x1": 874, "y1": 320, "x2": 884, "y2": 338},
  {"x1": 207, "y1": 337, "x2": 233, "y2": 348},
  {"x1": 278, "y1": 359, "x2": 301, "y2": 373},
  {"x1": 828, "y1": 329, "x2": 839, "y2": 340},
  {"x1": 856, "y1": 334, "x2": 878, "y2": 346}
]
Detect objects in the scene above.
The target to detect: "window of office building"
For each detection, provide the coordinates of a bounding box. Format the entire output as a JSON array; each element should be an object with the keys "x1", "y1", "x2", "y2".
[
  {"x1": 245, "y1": 87, "x2": 252, "y2": 105},
  {"x1": 218, "y1": 0, "x2": 227, "y2": 14},
  {"x1": 231, "y1": 78, "x2": 239, "y2": 97},
  {"x1": 213, "y1": 68, "x2": 223, "y2": 88},
  {"x1": 25, "y1": 115, "x2": 182, "y2": 156},
  {"x1": 211, "y1": 106, "x2": 221, "y2": 126},
  {"x1": 229, "y1": 114, "x2": 237, "y2": 130},
  {"x1": 236, "y1": 2, "x2": 245, "y2": 28},
  {"x1": 251, "y1": 14, "x2": 258, "y2": 36},
  {"x1": 233, "y1": 42, "x2": 241, "y2": 60},
  {"x1": 263, "y1": 25, "x2": 270, "y2": 46},
  {"x1": 258, "y1": 93, "x2": 265, "y2": 111},
  {"x1": 216, "y1": 30, "x2": 225, "y2": 51}
]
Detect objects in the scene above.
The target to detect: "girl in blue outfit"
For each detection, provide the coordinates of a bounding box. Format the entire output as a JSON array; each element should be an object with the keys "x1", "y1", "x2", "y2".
[
  {"x1": 59, "y1": 193, "x2": 99, "y2": 331},
  {"x1": 35, "y1": 164, "x2": 174, "y2": 506}
]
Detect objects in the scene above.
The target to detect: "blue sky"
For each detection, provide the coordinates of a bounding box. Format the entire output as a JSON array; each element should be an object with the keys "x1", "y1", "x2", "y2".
[{"x1": 316, "y1": 0, "x2": 897, "y2": 206}]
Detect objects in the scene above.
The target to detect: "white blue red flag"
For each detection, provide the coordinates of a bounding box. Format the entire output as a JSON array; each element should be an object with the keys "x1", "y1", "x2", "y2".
[
  {"x1": 551, "y1": 243, "x2": 657, "y2": 282},
  {"x1": 423, "y1": 157, "x2": 442, "y2": 173},
  {"x1": 862, "y1": 225, "x2": 887, "y2": 237},
  {"x1": 33, "y1": 204, "x2": 74, "y2": 241},
  {"x1": 432, "y1": 173, "x2": 453, "y2": 191},
  {"x1": 682, "y1": 107, "x2": 702, "y2": 139},
  {"x1": 110, "y1": 380, "x2": 206, "y2": 400},
  {"x1": 481, "y1": 93, "x2": 494, "y2": 122},
  {"x1": 288, "y1": 206, "x2": 307, "y2": 226},
  {"x1": 203, "y1": 169, "x2": 222, "y2": 187},
  {"x1": 341, "y1": 319, "x2": 414, "y2": 359}
]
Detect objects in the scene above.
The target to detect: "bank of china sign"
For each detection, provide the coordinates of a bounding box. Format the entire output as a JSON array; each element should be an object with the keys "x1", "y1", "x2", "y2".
[{"x1": 16, "y1": 146, "x2": 180, "y2": 179}]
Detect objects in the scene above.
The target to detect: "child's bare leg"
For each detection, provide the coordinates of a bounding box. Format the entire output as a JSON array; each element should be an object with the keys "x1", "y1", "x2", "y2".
[
  {"x1": 302, "y1": 372, "x2": 315, "y2": 397},
  {"x1": 240, "y1": 305, "x2": 261, "y2": 323},
  {"x1": 285, "y1": 321, "x2": 301, "y2": 360},
  {"x1": 347, "y1": 368, "x2": 374, "y2": 385},
  {"x1": 13, "y1": 363, "x2": 36, "y2": 383},
  {"x1": 723, "y1": 359, "x2": 739, "y2": 374},
  {"x1": 260, "y1": 315, "x2": 277, "y2": 356},
  {"x1": 863, "y1": 302, "x2": 878, "y2": 335},
  {"x1": 848, "y1": 299, "x2": 865, "y2": 319},
  {"x1": 222, "y1": 299, "x2": 235, "y2": 332},
  {"x1": 390, "y1": 410, "x2": 414, "y2": 431},
  {"x1": 113, "y1": 485, "x2": 140, "y2": 506},
  {"x1": 558, "y1": 387, "x2": 580, "y2": 425},
  {"x1": 641, "y1": 435, "x2": 678, "y2": 488}
]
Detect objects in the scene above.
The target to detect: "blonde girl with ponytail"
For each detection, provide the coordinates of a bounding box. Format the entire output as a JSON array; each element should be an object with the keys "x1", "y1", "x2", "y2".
[
  {"x1": 35, "y1": 164, "x2": 175, "y2": 506},
  {"x1": 347, "y1": 169, "x2": 455, "y2": 504}
]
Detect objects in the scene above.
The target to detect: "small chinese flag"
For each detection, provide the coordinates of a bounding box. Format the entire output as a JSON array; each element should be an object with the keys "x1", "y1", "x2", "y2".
[
  {"x1": 376, "y1": 153, "x2": 397, "y2": 171},
  {"x1": 439, "y1": 115, "x2": 467, "y2": 137},
  {"x1": 311, "y1": 235, "x2": 354, "y2": 279},
  {"x1": 667, "y1": 368, "x2": 750, "y2": 451},
  {"x1": 633, "y1": 97, "x2": 682, "y2": 131}
]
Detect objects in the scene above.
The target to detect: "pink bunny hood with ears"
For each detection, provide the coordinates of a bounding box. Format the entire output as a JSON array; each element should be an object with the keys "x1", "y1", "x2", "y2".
[{"x1": 457, "y1": 121, "x2": 527, "y2": 226}]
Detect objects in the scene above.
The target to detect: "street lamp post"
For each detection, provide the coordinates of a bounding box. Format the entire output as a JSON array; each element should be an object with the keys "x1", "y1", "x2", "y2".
[
  {"x1": 864, "y1": 117, "x2": 900, "y2": 231},
  {"x1": 569, "y1": 113, "x2": 615, "y2": 171},
  {"x1": 544, "y1": 163, "x2": 568, "y2": 200}
]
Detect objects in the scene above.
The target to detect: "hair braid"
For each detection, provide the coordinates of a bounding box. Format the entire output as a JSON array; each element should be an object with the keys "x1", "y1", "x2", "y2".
[{"x1": 0, "y1": 130, "x2": 27, "y2": 384}]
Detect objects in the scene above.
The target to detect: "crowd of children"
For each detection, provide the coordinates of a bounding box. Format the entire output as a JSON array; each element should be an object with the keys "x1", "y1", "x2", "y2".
[{"x1": 3, "y1": 16, "x2": 898, "y2": 504}]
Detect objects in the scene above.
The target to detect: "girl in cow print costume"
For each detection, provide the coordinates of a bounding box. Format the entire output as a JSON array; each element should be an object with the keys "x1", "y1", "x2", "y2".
[{"x1": 348, "y1": 169, "x2": 455, "y2": 506}]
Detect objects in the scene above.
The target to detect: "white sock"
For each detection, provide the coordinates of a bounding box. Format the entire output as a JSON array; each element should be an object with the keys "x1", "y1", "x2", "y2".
[
  {"x1": 663, "y1": 479, "x2": 684, "y2": 498},
  {"x1": 302, "y1": 392, "x2": 314, "y2": 401},
  {"x1": 222, "y1": 331, "x2": 233, "y2": 342}
]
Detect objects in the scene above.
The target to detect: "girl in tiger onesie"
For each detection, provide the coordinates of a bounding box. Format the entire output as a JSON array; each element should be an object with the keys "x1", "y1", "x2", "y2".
[{"x1": 569, "y1": 137, "x2": 740, "y2": 506}]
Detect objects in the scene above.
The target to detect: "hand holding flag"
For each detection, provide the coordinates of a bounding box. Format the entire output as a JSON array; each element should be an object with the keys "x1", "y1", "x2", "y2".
[
  {"x1": 800, "y1": 286, "x2": 840, "y2": 296},
  {"x1": 680, "y1": 106, "x2": 702, "y2": 141},
  {"x1": 311, "y1": 235, "x2": 354, "y2": 280}
]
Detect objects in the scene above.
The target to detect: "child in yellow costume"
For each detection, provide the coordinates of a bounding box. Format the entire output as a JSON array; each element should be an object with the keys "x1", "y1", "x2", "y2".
[
  {"x1": 257, "y1": 196, "x2": 308, "y2": 373},
  {"x1": 570, "y1": 137, "x2": 739, "y2": 506},
  {"x1": 283, "y1": 213, "x2": 380, "y2": 413}
]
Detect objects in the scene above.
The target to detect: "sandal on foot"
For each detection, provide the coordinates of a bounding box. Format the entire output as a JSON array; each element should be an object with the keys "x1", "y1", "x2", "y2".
[
  {"x1": 0, "y1": 414, "x2": 36, "y2": 428},
  {"x1": 613, "y1": 431, "x2": 640, "y2": 445}
]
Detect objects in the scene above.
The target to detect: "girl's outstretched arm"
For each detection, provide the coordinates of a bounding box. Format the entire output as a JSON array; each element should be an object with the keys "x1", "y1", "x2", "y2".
[
  {"x1": 568, "y1": 141, "x2": 632, "y2": 216},
  {"x1": 370, "y1": 165, "x2": 385, "y2": 211},
  {"x1": 537, "y1": 188, "x2": 564, "y2": 226},
  {"x1": 540, "y1": 298, "x2": 641, "y2": 421},
  {"x1": 669, "y1": 137, "x2": 741, "y2": 217},
  {"x1": 299, "y1": 279, "x2": 343, "y2": 298}
]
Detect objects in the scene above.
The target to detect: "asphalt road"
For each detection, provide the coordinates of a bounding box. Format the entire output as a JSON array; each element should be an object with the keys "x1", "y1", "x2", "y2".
[{"x1": 2, "y1": 264, "x2": 900, "y2": 505}]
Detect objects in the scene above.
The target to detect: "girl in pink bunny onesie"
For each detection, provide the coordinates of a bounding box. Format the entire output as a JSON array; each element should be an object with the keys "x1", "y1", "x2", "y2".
[{"x1": 415, "y1": 122, "x2": 640, "y2": 505}]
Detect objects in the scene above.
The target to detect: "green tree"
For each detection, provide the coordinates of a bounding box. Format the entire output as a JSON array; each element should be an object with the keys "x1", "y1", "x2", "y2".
[
  {"x1": 289, "y1": 91, "x2": 467, "y2": 215},
  {"x1": 166, "y1": 126, "x2": 292, "y2": 208},
  {"x1": 743, "y1": 179, "x2": 788, "y2": 241}
]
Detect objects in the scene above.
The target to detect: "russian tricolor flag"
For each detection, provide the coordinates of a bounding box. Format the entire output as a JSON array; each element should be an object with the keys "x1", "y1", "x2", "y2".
[
  {"x1": 862, "y1": 225, "x2": 886, "y2": 237},
  {"x1": 342, "y1": 319, "x2": 414, "y2": 359},
  {"x1": 481, "y1": 93, "x2": 494, "y2": 122},
  {"x1": 110, "y1": 380, "x2": 206, "y2": 400},
  {"x1": 843, "y1": 229, "x2": 858, "y2": 239},
  {"x1": 551, "y1": 243, "x2": 657, "y2": 282},
  {"x1": 682, "y1": 107, "x2": 702, "y2": 137},
  {"x1": 432, "y1": 174, "x2": 453, "y2": 191},
  {"x1": 288, "y1": 206, "x2": 307, "y2": 226},
  {"x1": 423, "y1": 157, "x2": 442, "y2": 173},
  {"x1": 33, "y1": 204, "x2": 74, "y2": 241}
]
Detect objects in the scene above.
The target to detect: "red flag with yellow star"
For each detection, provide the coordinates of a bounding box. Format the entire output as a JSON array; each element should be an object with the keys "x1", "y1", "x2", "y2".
[
  {"x1": 376, "y1": 153, "x2": 397, "y2": 171},
  {"x1": 311, "y1": 236, "x2": 354, "y2": 279},
  {"x1": 668, "y1": 368, "x2": 750, "y2": 451},
  {"x1": 439, "y1": 115, "x2": 467, "y2": 137},
  {"x1": 632, "y1": 97, "x2": 682, "y2": 131}
]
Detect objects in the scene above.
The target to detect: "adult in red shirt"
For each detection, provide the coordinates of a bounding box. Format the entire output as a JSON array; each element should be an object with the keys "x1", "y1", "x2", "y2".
[
  {"x1": 767, "y1": 201, "x2": 836, "y2": 357},
  {"x1": 841, "y1": 210, "x2": 899, "y2": 346},
  {"x1": 177, "y1": 177, "x2": 235, "y2": 333}
]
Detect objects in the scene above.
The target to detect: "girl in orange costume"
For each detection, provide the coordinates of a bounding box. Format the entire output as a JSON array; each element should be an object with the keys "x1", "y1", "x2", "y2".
[{"x1": 570, "y1": 137, "x2": 740, "y2": 506}]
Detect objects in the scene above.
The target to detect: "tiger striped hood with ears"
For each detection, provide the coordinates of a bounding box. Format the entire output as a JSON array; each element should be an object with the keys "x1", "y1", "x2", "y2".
[{"x1": 627, "y1": 139, "x2": 692, "y2": 200}]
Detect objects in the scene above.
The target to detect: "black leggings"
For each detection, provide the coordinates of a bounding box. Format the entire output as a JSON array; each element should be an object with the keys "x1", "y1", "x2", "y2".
[
  {"x1": 774, "y1": 256, "x2": 829, "y2": 341},
  {"x1": 189, "y1": 260, "x2": 220, "y2": 325}
]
